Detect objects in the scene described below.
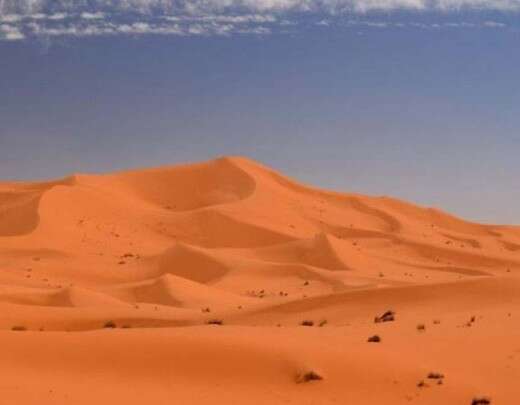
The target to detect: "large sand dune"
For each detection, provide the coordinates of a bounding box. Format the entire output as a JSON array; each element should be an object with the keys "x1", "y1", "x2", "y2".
[{"x1": 0, "y1": 156, "x2": 518, "y2": 404}]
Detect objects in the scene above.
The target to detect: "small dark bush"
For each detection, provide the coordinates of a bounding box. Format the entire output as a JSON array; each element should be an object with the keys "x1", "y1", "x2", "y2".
[
  {"x1": 104, "y1": 321, "x2": 117, "y2": 328},
  {"x1": 374, "y1": 310, "x2": 395, "y2": 323},
  {"x1": 367, "y1": 335, "x2": 381, "y2": 343},
  {"x1": 207, "y1": 319, "x2": 223, "y2": 325},
  {"x1": 472, "y1": 398, "x2": 491, "y2": 405},
  {"x1": 11, "y1": 326, "x2": 27, "y2": 331},
  {"x1": 296, "y1": 371, "x2": 323, "y2": 383},
  {"x1": 300, "y1": 320, "x2": 314, "y2": 327}
]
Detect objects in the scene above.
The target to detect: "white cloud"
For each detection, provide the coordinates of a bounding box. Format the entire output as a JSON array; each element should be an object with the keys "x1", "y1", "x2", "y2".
[
  {"x1": 81, "y1": 12, "x2": 105, "y2": 20},
  {"x1": 1, "y1": 0, "x2": 520, "y2": 14},
  {"x1": 347, "y1": 19, "x2": 508, "y2": 29},
  {"x1": 316, "y1": 19, "x2": 330, "y2": 25},
  {"x1": 199, "y1": 14, "x2": 276, "y2": 23},
  {"x1": 483, "y1": 20, "x2": 507, "y2": 27},
  {"x1": 0, "y1": 14, "x2": 22, "y2": 22},
  {"x1": 435, "y1": 0, "x2": 520, "y2": 10},
  {"x1": 0, "y1": 0, "x2": 513, "y2": 42},
  {"x1": 47, "y1": 12, "x2": 68, "y2": 20},
  {"x1": 237, "y1": 25, "x2": 271, "y2": 34},
  {"x1": 30, "y1": 13, "x2": 48, "y2": 20},
  {"x1": 10, "y1": 17, "x2": 274, "y2": 39},
  {"x1": 348, "y1": 19, "x2": 390, "y2": 27},
  {"x1": 444, "y1": 21, "x2": 476, "y2": 27},
  {"x1": 164, "y1": 14, "x2": 276, "y2": 23},
  {"x1": 0, "y1": 23, "x2": 25, "y2": 40}
]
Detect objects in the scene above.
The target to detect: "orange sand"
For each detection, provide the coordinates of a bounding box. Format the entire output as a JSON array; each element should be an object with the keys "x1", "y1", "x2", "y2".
[{"x1": 0, "y1": 156, "x2": 518, "y2": 404}]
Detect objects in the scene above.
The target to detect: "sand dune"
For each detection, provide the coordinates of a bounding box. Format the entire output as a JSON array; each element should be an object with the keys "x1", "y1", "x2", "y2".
[{"x1": 0, "y1": 156, "x2": 519, "y2": 404}]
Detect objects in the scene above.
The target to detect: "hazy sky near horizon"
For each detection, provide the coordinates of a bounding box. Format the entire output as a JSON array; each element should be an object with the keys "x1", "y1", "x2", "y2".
[{"x1": 1, "y1": 1, "x2": 519, "y2": 224}]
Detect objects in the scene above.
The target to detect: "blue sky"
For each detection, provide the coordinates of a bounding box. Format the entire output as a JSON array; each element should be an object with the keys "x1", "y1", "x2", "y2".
[{"x1": 1, "y1": 0, "x2": 519, "y2": 224}]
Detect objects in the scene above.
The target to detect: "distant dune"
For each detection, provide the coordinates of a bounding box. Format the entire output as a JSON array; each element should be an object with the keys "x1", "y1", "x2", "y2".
[{"x1": 0, "y1": 156, "x2": 518, "y2": 404}]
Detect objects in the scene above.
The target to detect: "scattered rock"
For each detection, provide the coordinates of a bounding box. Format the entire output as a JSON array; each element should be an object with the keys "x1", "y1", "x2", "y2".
[
  {"x1": 301, "y1": 320, "x2": 314, "y2": 327},
  {"x1": 11, "y1": 326, "x2": 27, "y2": 332},
  {"x1": 367, "y1": 335, "x2": 381, "y2": 343},
  {"x1": 417, "y1": 324, "x2": 426, "y2": 332},
  {"x1": 319, "y1": 320, "x2": 328, "y2": 327},
  {"x1": 427, "y1": 372, "x2": 444, "y2": 380}
]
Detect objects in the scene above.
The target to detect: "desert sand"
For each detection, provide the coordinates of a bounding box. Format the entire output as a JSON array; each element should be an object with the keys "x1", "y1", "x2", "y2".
[{"x1": 0, "y1": 156, "x2": 518, "y2": 404}]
